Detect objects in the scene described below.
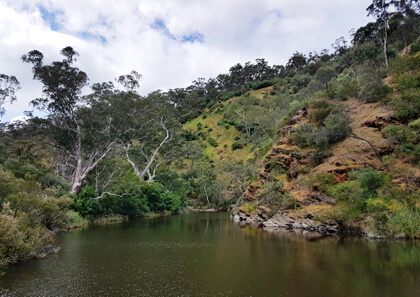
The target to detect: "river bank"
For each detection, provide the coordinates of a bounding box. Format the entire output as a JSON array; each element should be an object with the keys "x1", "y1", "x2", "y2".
[{"x1": 229, "y1": 204, "x2": 412, "y2": 239}]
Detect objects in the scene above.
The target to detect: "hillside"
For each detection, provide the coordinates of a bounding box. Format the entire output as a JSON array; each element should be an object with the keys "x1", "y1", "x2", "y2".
[{"x1": 230, "y1": 52, "x2": 420, "y2": 238}]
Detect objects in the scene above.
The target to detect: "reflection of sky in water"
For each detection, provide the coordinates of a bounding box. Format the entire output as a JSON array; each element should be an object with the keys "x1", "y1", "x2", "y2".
[{"x1": 1, "y1": 212, "x2": 419, "y2": 297}]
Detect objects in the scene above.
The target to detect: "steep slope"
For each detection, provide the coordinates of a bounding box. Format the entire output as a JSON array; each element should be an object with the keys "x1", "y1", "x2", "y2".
[{"x1": 231, "y1": 97, "x2": 420, "y2": 236}]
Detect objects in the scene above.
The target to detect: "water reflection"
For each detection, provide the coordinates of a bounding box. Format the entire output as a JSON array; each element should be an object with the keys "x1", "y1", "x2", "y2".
[{"x1": 0, "y1": 212, "x2": 419, "y2": 297}]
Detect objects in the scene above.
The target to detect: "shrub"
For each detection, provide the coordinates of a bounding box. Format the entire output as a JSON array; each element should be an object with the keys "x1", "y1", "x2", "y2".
[
  {"x1": 366, "y1": 198, "x2": 390, "y2": 212},
  {"x1": 207, "y1": 137, "x2": 219, "y2": 147},
  {"x1": 252, "y1": 80, "x2": 273, "y2": 90},
  {"x1": 382, "y1": 125, "x2": 417, "y2": 143},
  {"x1": 349, "y1": 168, "x2": 384, "y2": 199},
  {"x1": 327, "y1": 181, "x2": 363, "y2": 203},
  {"x1": 73, "y1": 186, "x2": 102, "y2": 218},
  {"x1": 197, "y1": 122, "x2": 203, "y2": 131},
  {"x1": 308, "y1": 100, "x2": 333, "y2": 125},
  {"x1": 388, "y1": 209, "x2": 420, "y2": 238},
  {"x1": 160, "y1": 191, "x2": 182, "y2": 213},
  {"x1": 313, "y1": 205, "x2": 363, "y2": 229},
  {"x1": 231, "y1": 142, "x2": 243, "y2": 150},
  {"x1": 311, "y1": 150, "x2": 333, "y2": 166},
  {"x1": 181, "y1": 129, "x2": 199, "y2": 141},
  {"x1": 329, "y1": 74, "x2": 360, "y2": 100}
]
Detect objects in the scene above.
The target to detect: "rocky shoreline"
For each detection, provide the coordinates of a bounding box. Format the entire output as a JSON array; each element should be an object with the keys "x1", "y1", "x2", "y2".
[
  {"x1": 230, "y1": 205, "x2": 340, "y2": 234},
  {"x1": 229, "y1": 205, "x2": 411, "y2": 239}
]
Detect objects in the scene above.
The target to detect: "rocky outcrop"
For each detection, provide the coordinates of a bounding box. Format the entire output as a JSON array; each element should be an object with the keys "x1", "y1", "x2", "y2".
[
  {"x1": 362, "y1": 115, "x2": 400, "y2": 130},
  {"x1": 229, "y1": 204, "x2": 267, "y2": 225},
  {"x1": 263, "y1": 211, "x2": 339, "y2": 234},
  {"x1": 243, "y1": 184, "x2": 260, "y2": 201},
  {"x1": 299, "y1": 193, "x2": 336, "y2": 206}
]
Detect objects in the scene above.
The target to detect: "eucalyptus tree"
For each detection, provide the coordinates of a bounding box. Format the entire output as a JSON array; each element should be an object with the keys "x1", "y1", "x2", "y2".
[
  {"x1": 22, "y1": 47, "x2": 141, "y2": 195},
  {"x1": 121, "y1": 91, "x2": 185, "y2": 182},
  {"x1": 367, "y1": 0, "x2": 393, "y2": 67},
  {"x1": 0, "y1": 73, "x2": 20, "y2": 117}
]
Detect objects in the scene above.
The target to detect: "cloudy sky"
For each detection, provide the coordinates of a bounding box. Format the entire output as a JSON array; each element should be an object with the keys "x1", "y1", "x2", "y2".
[{"x1": 0, "y1": 0, "x2": 373, "y2": 122}]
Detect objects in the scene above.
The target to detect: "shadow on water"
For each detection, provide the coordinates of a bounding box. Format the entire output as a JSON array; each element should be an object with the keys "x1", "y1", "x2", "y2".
[{"x1": 1, "y1": 212, "x2": 419, "y2": 297}]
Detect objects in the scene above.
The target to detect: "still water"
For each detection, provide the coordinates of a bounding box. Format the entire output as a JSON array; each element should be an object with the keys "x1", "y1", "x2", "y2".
[{"x1": 1, "y1": 212, "x2": 419, "y2": 297}]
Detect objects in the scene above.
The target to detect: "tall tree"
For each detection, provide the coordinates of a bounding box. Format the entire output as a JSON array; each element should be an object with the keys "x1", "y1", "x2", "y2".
[
  {"x1": 0, "y1": 73, "x2": 20, "y2": 117},
  {"x1": 367, "y1": 0, "x2": 392, "y2": 67},
  {"x1": 22, "y1": 47, "x2": 141, "y2": 195},
  {"x1": 121, "y1": 92, "x2": 184, "y2": 182}
]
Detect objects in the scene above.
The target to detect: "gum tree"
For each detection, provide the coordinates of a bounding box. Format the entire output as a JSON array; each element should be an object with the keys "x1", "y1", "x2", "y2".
[{"x1": 22, "y1": 47, "x2": 141, "y2": 195}]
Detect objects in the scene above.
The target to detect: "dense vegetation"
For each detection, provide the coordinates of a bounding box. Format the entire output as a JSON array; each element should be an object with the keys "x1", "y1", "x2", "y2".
[{"x1": 1, "y1": 0, "x2": 419, "y2": 273}]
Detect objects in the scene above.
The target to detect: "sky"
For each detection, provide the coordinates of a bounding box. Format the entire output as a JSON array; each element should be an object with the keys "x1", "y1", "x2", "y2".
[{"x1": 0, "y1": 0, "x2": 374, "y2": 122}]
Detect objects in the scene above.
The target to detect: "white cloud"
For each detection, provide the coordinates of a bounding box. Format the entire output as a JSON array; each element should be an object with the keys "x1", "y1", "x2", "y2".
[{"x1": 0, "y1": 0, "x2": 373, "y2": 122}]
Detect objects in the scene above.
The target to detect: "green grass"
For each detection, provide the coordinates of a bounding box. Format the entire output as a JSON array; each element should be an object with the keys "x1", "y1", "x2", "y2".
[{"x1": 183, "y1": 106, "x2": 253, "y2": 163}]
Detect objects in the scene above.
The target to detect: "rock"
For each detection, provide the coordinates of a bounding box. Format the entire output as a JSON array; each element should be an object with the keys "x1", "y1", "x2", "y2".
[
  {"x1": 333, "y1": 173, "x2": 348, "y2": 183},
  {"x1": 293, "y1": 222, "x2": 303, "y2": 229},
  {"x1": 263, "y1": 219, "x2": 279, "y2": 229},
  {"x1": 300, "y1": 194, "x2": 336, "y2": 206},
  {"x1": 204, "y1": 208, "x2": 217, "y2": 212},
  {"x1": 367, "y1": 231, "x2": 386, "y2": 239},
  {"x1": 394, "y1": 233, "x2": 407, "y2": 239},
  {"x1": 232, "y1": 215, "x2": 241, "y2": 222},
  {"x1": 256, "y1": 206, "x2": 274, "y2": 217},
  {"x1": 243, "y1": 185, "x2": 260, "y2": 201},
  {"x1": 327, "y1": 227, "x2": 338, "y2": 233}
]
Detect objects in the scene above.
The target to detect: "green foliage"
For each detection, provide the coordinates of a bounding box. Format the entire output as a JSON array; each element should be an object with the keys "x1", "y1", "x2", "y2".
[
  {"x1": 308, "y1": 100, "x2": 333, "y2": 125},
  {"x1": 314, "y1": 205, "x2": 363, "y2": 229},
  {"x1": 251, "y1": 80, "x2": 273, "y2": 90},
  {"x1": 390, "y1": 53, "x2": 420, "y2": 122},
  {"x1": 231, "y1": 142, "x2": 243, "y2": 150},
  {"x1": 197, "y1": 122, "x2": 203, "y2": 131},
  {"x1": 255, "y1": 181, "x2": 296, "y2": 210},
  {"x1": 207, "y1": 137, "x2": 219, "y2": 147},
  {"x1": 181, "y1": 129, "x2": 199, "y2": 141},
  {"x1": 0, "y1": 168, "x2": 73, "y2": 273},
  {"x1": 66, "y1": 210, "x2": 89, "y2": 227},
  {"x1": 388, "y1": 209, "x2": 420, "y2": 238},
  {"x1": 329, "y1": 74, "x2": 360, "y2": 100},
  {"x1": 293, "y1": 107, "x2": 351, "y2": 149},
  {"x1": 349, "y1": 168, "x2": 385, "y2": 199},
  {"x1": 382, "y1": 125, "x2": 418, "y2": 144},
  {"x1": 363, "y1": 84, "x2": 393, "y2": 103},
  {"x1": 73, "y1": 186, "x2": 102, "y2": 218},
  {"x1": 311, "y1": 150, "x2": 333, "y2": 166},
  {"x1": 316, "y1": 66, "x2": 336, "y2": 89},
  {"x1": 312, "y1": 173, "x2": 337, "y2": 193},
  {"x1": 327, "y1": 181, "x2": 364, "y2": 203}
]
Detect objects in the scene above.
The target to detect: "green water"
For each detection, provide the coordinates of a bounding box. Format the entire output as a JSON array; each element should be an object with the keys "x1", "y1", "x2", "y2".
[{"x1": 1, "y1": 212, "x2": 419, "y2": 297}]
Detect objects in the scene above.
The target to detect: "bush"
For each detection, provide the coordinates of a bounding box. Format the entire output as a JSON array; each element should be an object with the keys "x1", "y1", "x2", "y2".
[
  {"x1": 349, "y1": 168, "x2": 385, "y2": 199},
  {"x1": 327, "y1": 181, "x2": 363, "y2": 203},
  {"x1": 313, "y1": 205, "x2": 363, "y2": 229},
  {"x1": 73, "y1": 186, "x2": 102, "y2": 218},
  {"x1": 181, "y1": 129, "x2": 199, "y2": 141},
  {"x1": 160, "y1": 191, "x2": 182, "y2": 213},
  {"x1": 388, "y1": 209, "x2": 420, "y2": 238},
  {"x1": 308, "y1": 100, "x2": 333, "y2": 125},
  {"x1": 329, "y1": 74, "x2": 360, "y2": 100},
  {"x1": 252, "y1": 80, "x2": 273, "y2": 90},
  {"x1": 207, "y1": 137, "x2": 219, "y2": 147},
  {"x1": 231, "y1": 142, "x2": 243, "y2": 150},
  {"x1": 366, "y1": 198, "x2": 390, "y2": 212},
  {"x1": 311, "y1": 150, "x2": 333, "y2": 166},
  {"x1": 382, "y1": 125, "x2": 417, "y2": 143}
]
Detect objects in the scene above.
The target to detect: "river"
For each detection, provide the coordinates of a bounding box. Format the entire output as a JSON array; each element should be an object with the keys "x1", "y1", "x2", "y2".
[{"x1": 0, "y1": 212, "x2": 419, "y2": 296}]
